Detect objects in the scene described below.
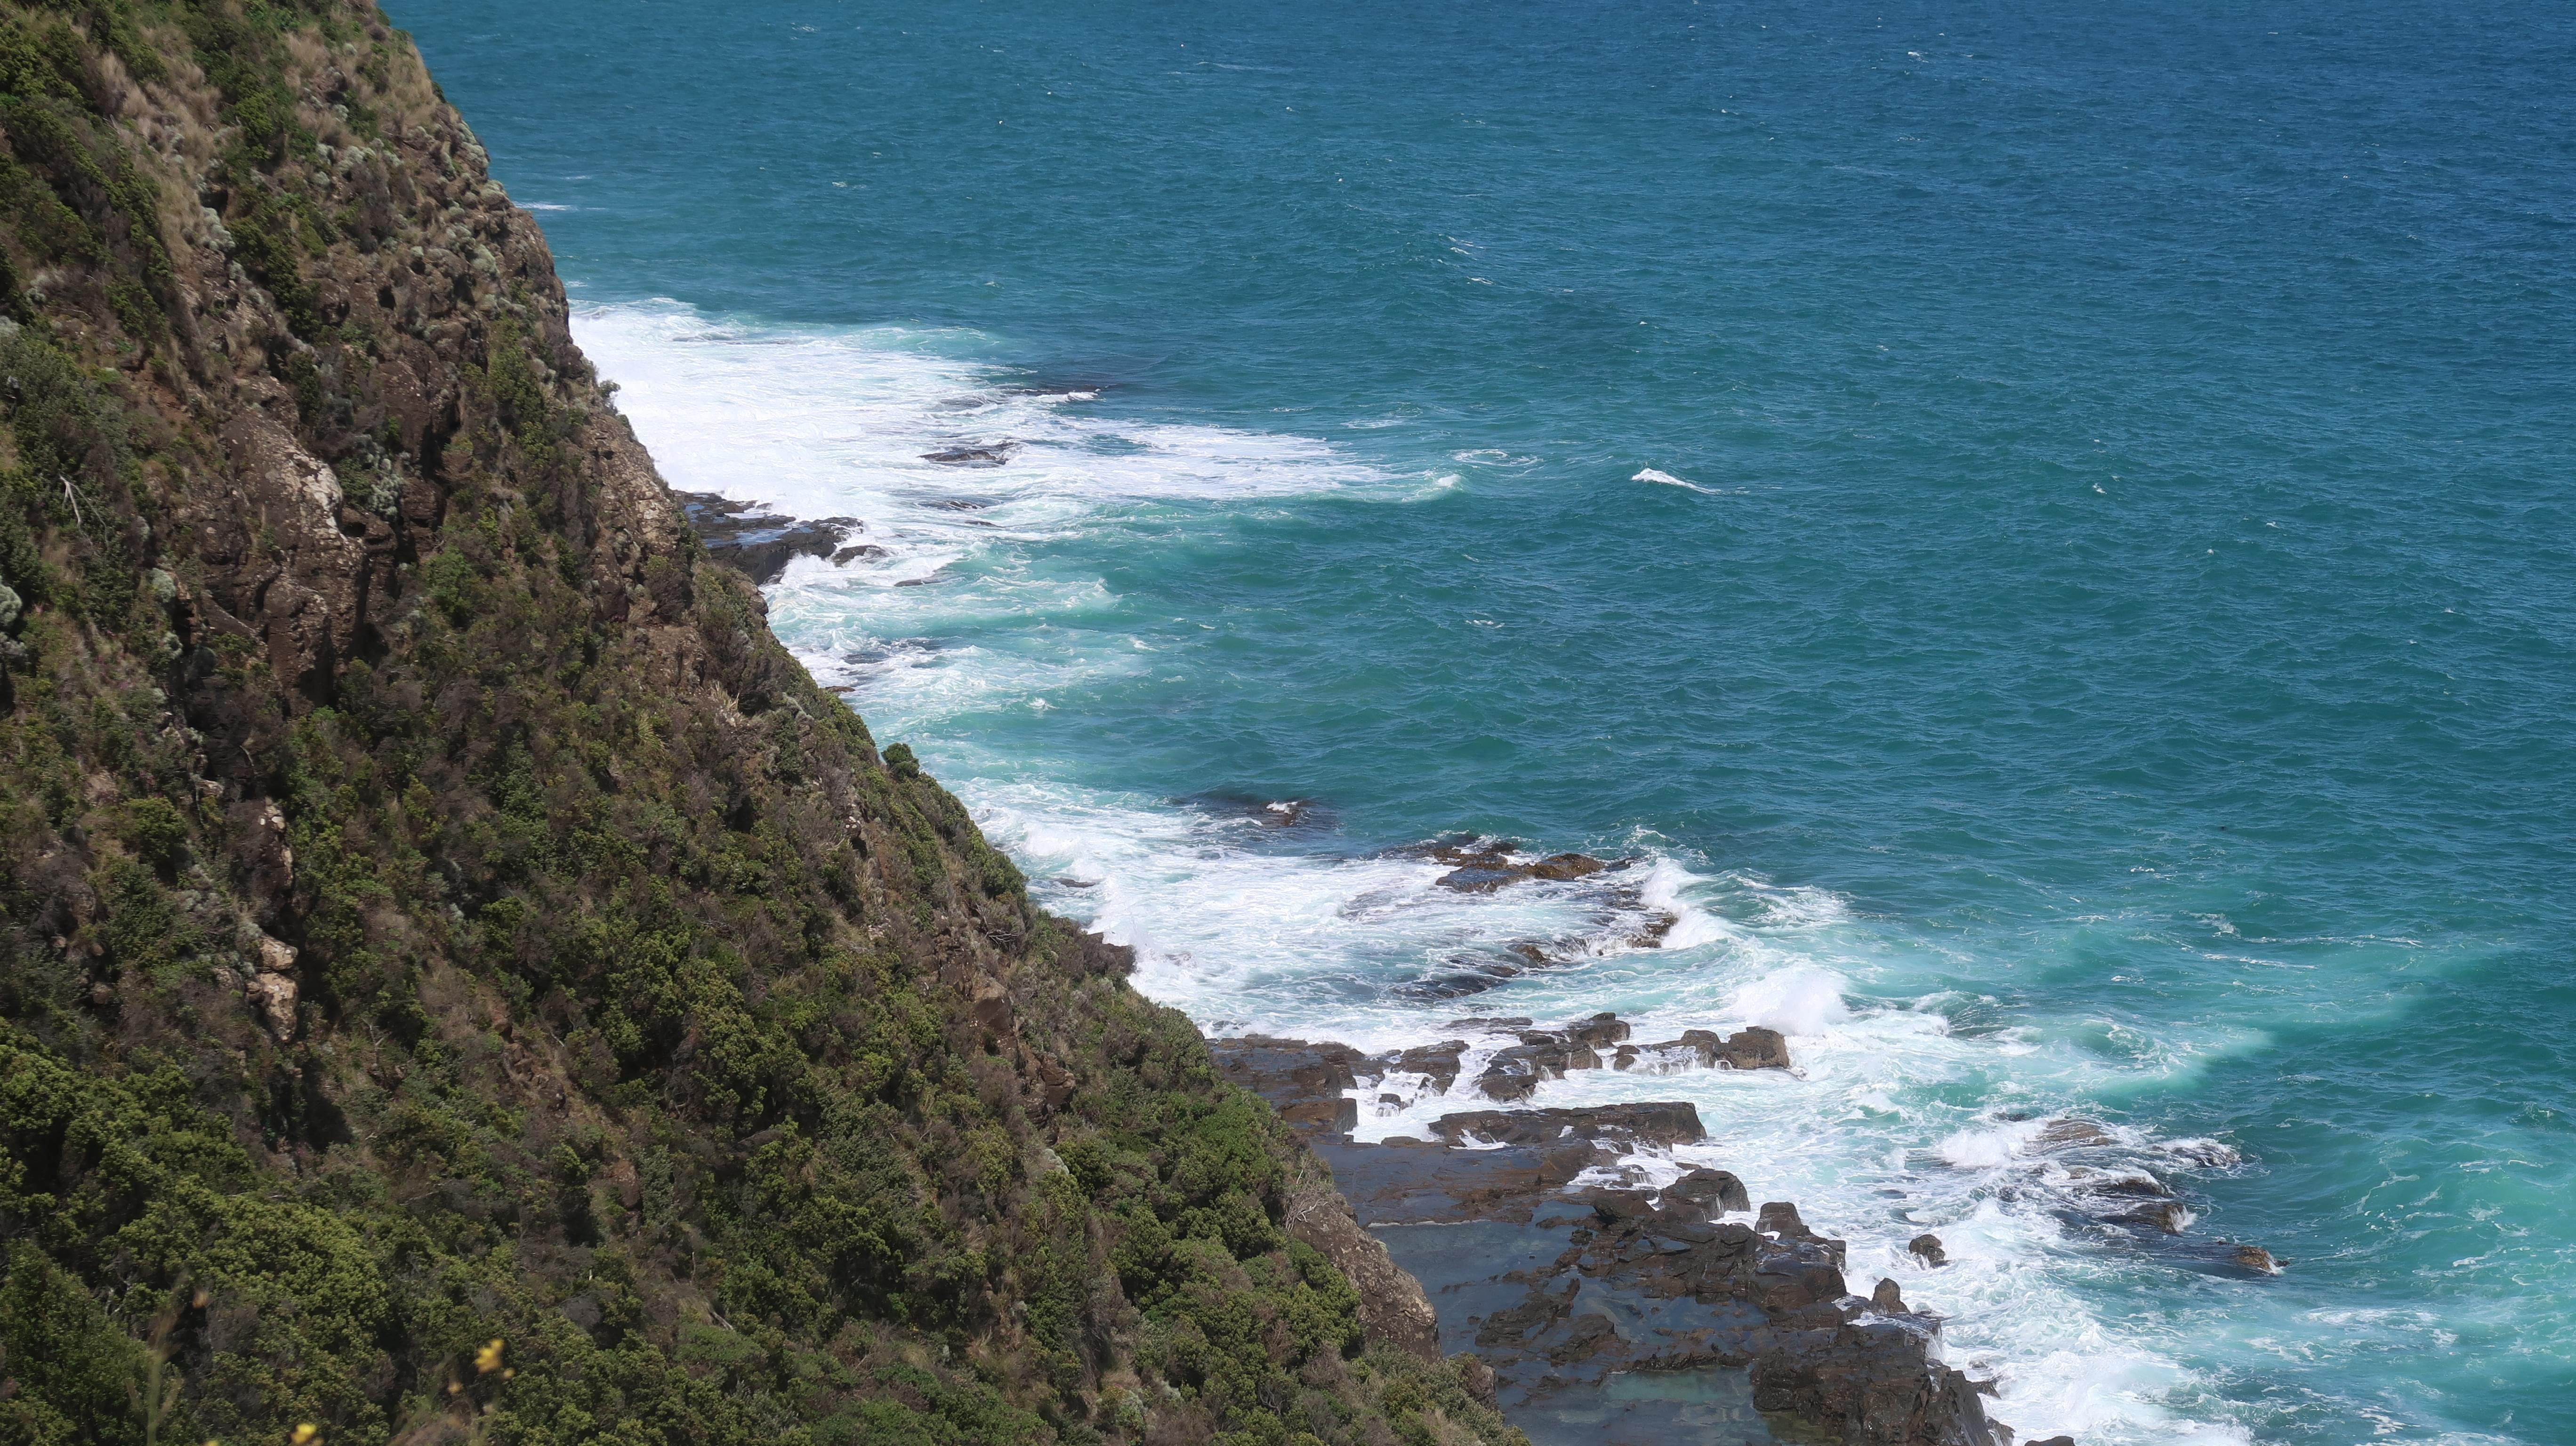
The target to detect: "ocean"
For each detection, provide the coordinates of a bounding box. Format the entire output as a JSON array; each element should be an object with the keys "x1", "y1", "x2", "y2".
[{"x1": 393, "y1": 1, "x2": 2576, "y2": 1439}]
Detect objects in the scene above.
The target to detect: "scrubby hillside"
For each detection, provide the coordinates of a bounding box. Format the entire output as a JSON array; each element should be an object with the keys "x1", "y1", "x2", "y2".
[{"x1": 0, "y1": 5, "x2": 1512, "y2": 1444}]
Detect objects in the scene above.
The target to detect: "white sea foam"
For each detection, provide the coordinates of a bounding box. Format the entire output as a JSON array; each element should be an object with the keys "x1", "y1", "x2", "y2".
[
  {"x1": 1636, "y1": 857, "x2": 1736, "y2": 949},
  {"x1": 578, "y1": 298, "x2": 2260, "y2": 1446},
  {"x1": 1939, "y1": 1118, "x2": 2050, "y2": 1169},
  {"x1": 1731, "y1": 964, "x2": 1852, "y2": 1036},
  {"x1": 576, "y1": 300, "x2": 1385, "y2": 528},
  {"x1": 1634, "y1": 466, "x2": 1720, "y2": 493}
]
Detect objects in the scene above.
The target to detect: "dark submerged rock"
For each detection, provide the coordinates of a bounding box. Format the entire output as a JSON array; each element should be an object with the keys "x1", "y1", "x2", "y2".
[
  {"x1": 2230, "y1": 1244, "x2": 2283, "y2": 1275},
  {"x1": 921, "y1": 443, "x2": 1015, "y2": 466}
]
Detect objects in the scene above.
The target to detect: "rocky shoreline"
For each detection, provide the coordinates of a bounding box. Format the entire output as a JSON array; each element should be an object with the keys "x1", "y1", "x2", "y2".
[
  {"x1": 1217, "y1": 1022, "x2": 2031, "y2": 1446},
  {"x1": 673, "y1": 490, "x2": 869, "y2": 583},
  {"x1": 611, "y1": 473, "x2": 2279, "y2": 1446}
]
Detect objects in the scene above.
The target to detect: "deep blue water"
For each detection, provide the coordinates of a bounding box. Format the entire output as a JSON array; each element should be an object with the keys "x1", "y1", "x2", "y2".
[{"x1": 394, "y1": 1, "x2": 2575, "y2": 1439}]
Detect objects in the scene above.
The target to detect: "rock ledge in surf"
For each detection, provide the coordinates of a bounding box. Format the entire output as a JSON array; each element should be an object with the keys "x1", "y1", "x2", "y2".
[
  {"x1": 676, "y1": 492, "x2": 857, "y2": 585},
  {"x1": 1419, "y1": 837, "x2": 1614, "y2": 892},
  {"x1": 1208, "y1": 1034, "x2": 2016, "y2": 1446}
]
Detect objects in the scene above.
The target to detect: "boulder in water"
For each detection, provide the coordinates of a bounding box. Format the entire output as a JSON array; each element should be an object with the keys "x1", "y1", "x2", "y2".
[
  {"x1": 1667, "y1": 1166, "x2": 1751, "y2": 1213},
  {"x1": 1758, "y1": 1200, "x2": 1848, "y2": 1270},
  {"x1": 1565, "y1": 1011, "x2": 1632, "y2": 1047},
  {"x1": 1909, "y1": 1232, "x2": 1948, "y2": 1267},
  {"x1": 2231, "y1": 1245, "x2": 2283, "y2": 1275},
  {"x1": 1651, "y1": 1025, "x2": 1794, "y2": 1071},
  {"x1": 1420, "y1": 837, "x2": 1613, "y2": 892},
  {"x1": 1385, "y1": 1039, "x2": 1468, "y2": 1093}
]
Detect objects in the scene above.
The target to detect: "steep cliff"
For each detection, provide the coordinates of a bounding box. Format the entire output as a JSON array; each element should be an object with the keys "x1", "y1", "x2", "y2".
[{"x1": 0, "y1": 5, "x2": 1512, "y2": 1444}]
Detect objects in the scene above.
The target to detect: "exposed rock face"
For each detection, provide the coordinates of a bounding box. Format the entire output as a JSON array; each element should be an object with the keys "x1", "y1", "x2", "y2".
[
  {"x1": 1211, "y1": 1033, "x2": 1369, "y2": 1134},
  {"x1": 242, "y1": 966, "x2": 297, "y2": 1041},
  {"x1": 673, "y1": 491, "x2": 856, "y2": 583},
  {"x1": 1283, "y1": 1159, "x2": 1444, "y2": 1364},
  {"x1": 1213, "y1": 1034, "x2": 2013, "y2": 1446},
  {"x1": 1748, "y1": 1319, "x2": 1997, "y2": 1446}
]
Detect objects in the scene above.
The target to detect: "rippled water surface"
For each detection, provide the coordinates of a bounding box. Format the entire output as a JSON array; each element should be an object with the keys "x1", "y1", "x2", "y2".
[{"x1": 395, "y1": 1, "x2": 2575, "y2": 1439}]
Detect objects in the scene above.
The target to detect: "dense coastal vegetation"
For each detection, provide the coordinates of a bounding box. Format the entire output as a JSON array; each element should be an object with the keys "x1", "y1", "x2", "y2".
[{"x1": 0, "y1": 5, "x2": 1517, "y2": 1443}]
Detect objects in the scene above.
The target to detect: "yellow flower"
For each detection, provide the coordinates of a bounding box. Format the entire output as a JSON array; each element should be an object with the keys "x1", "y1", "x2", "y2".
[
  {"x1": 290, "y1": 1427, "x2": 320, "y2": 1446},
  {"x1": 474, "y1": 1339, "x2": 505, "y2": 1375}
]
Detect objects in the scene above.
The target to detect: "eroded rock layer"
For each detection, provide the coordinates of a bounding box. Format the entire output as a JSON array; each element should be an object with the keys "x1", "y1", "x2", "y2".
[{"x1": 1216, "y1": 1030, "x2": 2016, "y2": 1446}]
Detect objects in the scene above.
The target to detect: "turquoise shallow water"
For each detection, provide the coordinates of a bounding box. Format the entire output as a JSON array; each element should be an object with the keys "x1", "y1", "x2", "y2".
[{"x1": 396, "y1": 1, "x2": 2575, "y2": 1439}]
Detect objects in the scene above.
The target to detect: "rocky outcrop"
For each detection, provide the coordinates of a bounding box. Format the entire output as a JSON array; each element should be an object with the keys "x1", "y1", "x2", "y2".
[
  {"x1": 1283, "y1": 1157, "x2": 1443, "y2": 1363},
  {"x1": 1430, "y1": 1101, "x2": 1706, "y2": 1150},
  {"x1": 1418, "y1": 837, "x2": 1614, "y2": 892},
  {"x1": 1481, "y1": 1018, "x2": 1793, "y2": 1098},
  {"x1": 1212, "y1": 1034, "x2": 2014, "y2": 1446},
  {"x1": 1748, "y1": 1319, "x2": 1998, "y2": 1446},
  {"x1": 674, "y1": 490, "x2": 856, "y2": 583},
  {"x1": 1219, "y1": 1012, "x2": 1795, "y2": 1114}
]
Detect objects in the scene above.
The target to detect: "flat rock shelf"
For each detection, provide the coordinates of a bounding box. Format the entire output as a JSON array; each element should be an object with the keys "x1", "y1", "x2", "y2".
[{"x1": 1213, "y1": 1026, "x2": 2012, "y2": 1446}]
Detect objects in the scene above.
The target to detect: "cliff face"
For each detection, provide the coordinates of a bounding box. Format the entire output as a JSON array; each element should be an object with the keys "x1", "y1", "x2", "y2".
[{"x1": 0, "y1": 5, "x2": 1509, "y2": 1445}]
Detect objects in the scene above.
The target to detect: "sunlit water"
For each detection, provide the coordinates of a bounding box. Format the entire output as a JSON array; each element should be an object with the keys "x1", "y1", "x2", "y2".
[{"x1": 398, "y1": 1, "x2": 2575, "y2": 1439}]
